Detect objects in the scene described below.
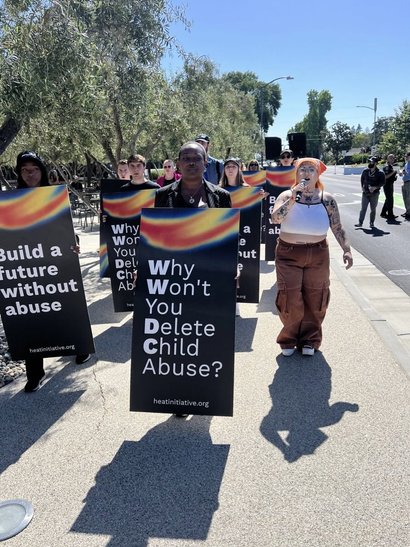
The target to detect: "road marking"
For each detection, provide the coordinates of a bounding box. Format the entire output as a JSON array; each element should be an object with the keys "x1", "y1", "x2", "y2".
[
  {"x1": 388, "y1": 270, "x2": 410, "y2": 276},
  {"x1": 338, "y1": 200, "x2": 362, "y2": 205}
]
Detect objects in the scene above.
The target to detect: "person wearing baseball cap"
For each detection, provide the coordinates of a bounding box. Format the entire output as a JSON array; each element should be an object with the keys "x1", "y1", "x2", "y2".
[
  {"x1": 194, "y1": 133, "x2": 224, "y2": 184},
  {"x1": 355, "y1": 155, "x2": 385, "y2": 228}
]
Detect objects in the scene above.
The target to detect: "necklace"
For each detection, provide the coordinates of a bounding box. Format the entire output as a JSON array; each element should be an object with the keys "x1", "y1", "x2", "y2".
[{"x1": 181, "y1": 185, "x2": 203, "y2": 204}]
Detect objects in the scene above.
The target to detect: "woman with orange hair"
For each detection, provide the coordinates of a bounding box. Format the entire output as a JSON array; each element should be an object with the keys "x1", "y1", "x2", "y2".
[{"x1": 271, "y1": 158, "x2": 353, "y2": 356}]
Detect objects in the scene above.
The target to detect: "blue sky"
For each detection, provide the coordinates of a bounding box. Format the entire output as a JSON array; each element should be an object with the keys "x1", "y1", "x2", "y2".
[{"x1": 164, "y1": 0, "x2": 408, "y2": 144}]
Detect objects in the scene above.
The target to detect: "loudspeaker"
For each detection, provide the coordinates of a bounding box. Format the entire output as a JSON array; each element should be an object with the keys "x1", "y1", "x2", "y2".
[
  {"x1": 265, "y1": 137, "x2": 282, "y2": 160},
  {"x1": 288, "y1": 132, "x2": 306, "y2": 157}
]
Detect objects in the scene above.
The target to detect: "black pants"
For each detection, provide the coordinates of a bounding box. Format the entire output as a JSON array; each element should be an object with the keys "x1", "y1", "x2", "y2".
[
  {"x1": 380, "y1": 181, "x2": 394, "y2": 217},
  {"x1": 25, "y1": 356, "x2": 45, "y2": 382}
]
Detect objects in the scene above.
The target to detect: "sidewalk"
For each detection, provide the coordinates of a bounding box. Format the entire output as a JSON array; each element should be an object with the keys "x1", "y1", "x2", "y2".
[{"x1": 0, "y1": 227, "x2": 409, "y2": 547}]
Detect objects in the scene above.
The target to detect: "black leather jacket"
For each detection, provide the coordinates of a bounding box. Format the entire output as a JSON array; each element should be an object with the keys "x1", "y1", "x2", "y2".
[
  {"x1": 360, "y1": 167, "x2": 385, "y2": 195},
  {"x1": 154, "y1": 179, "x2": 232, "y2": 208}
]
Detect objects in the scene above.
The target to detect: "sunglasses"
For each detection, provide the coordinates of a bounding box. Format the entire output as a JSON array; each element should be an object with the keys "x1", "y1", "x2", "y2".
[
  {"x1": 249, "y1": 163, "x2": 258, "y2": 167},
  {"x1": 281, "y1": 154, "x2": 291, "y2": 159},
  {"x1": 164, "y1": 166, "x2": 173, "y2": 169}
]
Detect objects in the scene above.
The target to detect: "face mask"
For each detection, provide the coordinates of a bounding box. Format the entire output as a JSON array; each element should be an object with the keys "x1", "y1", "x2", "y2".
[{"x1": 368, "y1": 163, "x2": 375, "y2": 168}]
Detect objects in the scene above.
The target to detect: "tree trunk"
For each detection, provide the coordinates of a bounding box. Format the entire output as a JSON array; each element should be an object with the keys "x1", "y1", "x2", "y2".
[
  {"x1": 0, "y1": 115, "x2": 22, "y2": 156},
  {"x1": 101, "y1": 138, "x2": 116, "y2": 169}
]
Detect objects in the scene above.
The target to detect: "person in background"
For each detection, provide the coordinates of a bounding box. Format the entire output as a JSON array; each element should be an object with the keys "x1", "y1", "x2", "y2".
[
  {"x1": 155, "y1": 159, "x2": 181, "y2": 187},
  {"x1": 14, "y1": 151, "x2": 91, "y2": 392},
  {"x1": 70, "y1": 176, "x2": 84, "y2": 192},
  {"x1": 400, "y1": 152, "x2": 410, "y2": 220},
  {"x1": 247, "y1": 160, "x2": 260, "y2": 171},
  {"x1": 155, "y1": 142, "x2": 231, "y2": 208},
  {"x1": 271, "y1": 157, "x2": 353, "y2": 357},
  {"x1": 49, "y1": 170, "x2": 63, "y2": 185},
  {"x1": 220, "y1": 157, "x2": 267, "y2": 198},
  {"x1": 155, "y1": 141, "x2": 232, "y2": 416},
  {"x1": 194, "y1": 134, "x2": 224, "y2": 184},
  {"x1": 120, "y1": 154, "x2": 160, "y2": 191},
  {"x1": 219, "y1": 158, "x2": 248, "y2": 187},
  {"x1": 380, "y1": 154, "x2": 398, "y2": 221},
  {"x1": 278, "y1": 149, "x2": 294, "y2": 168},
  {"x1": 356, "y1": 156, "x2": 385, "y2": 229},
  {"x1": 116, "y1": 159, "x2": 130, "y2": 180}
]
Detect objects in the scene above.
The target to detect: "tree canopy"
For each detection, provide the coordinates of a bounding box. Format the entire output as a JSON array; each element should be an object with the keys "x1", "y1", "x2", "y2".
[{"x1": 290, "y1": 90, "x2": 332, "y2": 158}]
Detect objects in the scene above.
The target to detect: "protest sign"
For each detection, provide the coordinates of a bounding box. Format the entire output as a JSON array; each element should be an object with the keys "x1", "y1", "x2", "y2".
[
  {"x1": 101, "y1": 190, "x2": 156, "y2": 312},
  {"x1": 243, "y1": 169, "x2": 267, "y2": 244},
  {"x1": 130, "y1": 208, "x2": 240, "y2": 416},
  {"x1": 99, "y1": 179, "x2": 124, "y2": 278},
  {"x1": 0, "y1": 186, "x2": 94, "y2": 359},
  {"x1": 228, "y1": 186, "x2": 262, "y2": 303},
  {"x1": 264, "y1": 166, "x2": 294, "y2": 260}
]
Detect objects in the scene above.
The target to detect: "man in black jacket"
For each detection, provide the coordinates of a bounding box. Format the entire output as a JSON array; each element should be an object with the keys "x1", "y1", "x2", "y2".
[
  {"x1": 380, "y1": 153, "x2": 398, "y2": 220},
  {"x1": 154, "y1": 141, "x2": 232, "y2": 418},
  {"x1": 155, "y1": 141, "x2": 231, "y2": 208},
  {"x1": 356, "y1": 156, "x2": 385, "y2": 229}
]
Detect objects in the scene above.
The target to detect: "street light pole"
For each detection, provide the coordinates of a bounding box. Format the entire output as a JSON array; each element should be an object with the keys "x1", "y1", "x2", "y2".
[
  {"x1": 356, "y1": 97, "x2": 378, "y2": 148},
  {"x1": 259, "y1": 76, "x2": 294, "y2": 164}
]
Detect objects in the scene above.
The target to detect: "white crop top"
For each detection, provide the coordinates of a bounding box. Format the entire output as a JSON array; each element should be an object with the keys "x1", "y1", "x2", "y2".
[{"x1": 281, "y1": 200, "x2": 330, "y2": 236}]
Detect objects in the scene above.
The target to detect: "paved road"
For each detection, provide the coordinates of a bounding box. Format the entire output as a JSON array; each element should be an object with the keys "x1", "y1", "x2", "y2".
[
  {"x1": 323, "y1": 171, "x2": 410, "y2": 297},
  {"x1": 0, "y1": 227, "x2": 409, "y2": 547}
]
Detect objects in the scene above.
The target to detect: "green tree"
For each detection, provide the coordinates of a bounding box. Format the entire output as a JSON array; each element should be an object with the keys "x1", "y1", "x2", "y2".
[
  {"x1": 0, "y1": 0, "x2": 187, "y2": 166},
  {"x1": 324, "y1": 122, "x2": 353, "y2": 164},
  {"x1": 290, "y1": 90, "x2": 332, "y2": 157},
  {"x1": 0, "y1": 1, "x2": 93, "y2": 156},
  {"x1": 375, "y1": 103, "x2": 410, "y2": 161},
  {"x1": 222, "y1": 71, "x2": 282, "y2": 134},
  {"x1": 169, "y1": 58, "x2": 260, "y2": 162},
  {"x1": 391, "y1": 100, "x2": 410, "y2": 159}
]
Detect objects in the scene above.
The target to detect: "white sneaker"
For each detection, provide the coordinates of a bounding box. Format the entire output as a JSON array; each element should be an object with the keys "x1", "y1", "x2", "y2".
[
  {"x1": 282, "y1": 348, "x2": 295, "y2": 356},
  {"x1": 302, "y1": 345, "x2": 315, "y2": 356}
]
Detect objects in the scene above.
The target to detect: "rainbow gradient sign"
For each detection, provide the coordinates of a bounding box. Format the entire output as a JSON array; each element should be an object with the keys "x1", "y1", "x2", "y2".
[
  {"x1": 131, "y1": 208, "x2": 240, "y2": 416},
  {"x1": 264, "y1": 166, "x2": 294, "y2": 260},
  {"x1": 228, "y1": 186, "x2": 262, "y2": 303},
  {"x1": 0, "y1": 186, "x2": 94, "y2": 359},
  {"x1": 102, "y1": 190, "x2": 156, "y2": 312}
]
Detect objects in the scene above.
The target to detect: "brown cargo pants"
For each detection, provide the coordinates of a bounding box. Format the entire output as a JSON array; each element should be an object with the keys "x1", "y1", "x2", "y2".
[{"x1": 275, "y1": 238, "x2": 330, "y2": 350}]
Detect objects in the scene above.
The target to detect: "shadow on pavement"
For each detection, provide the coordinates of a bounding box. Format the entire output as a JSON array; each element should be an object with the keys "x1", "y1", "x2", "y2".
[
  {"x1": 260, "y1": 261, "x2": 275, "y2": 274},
  {"x1": 257, "y1": 282, "x2": 278, "y2": 315},
  {"x1": 72, "y1": 415, "x2": 229, "y2": 546},
  {"x1": 260, "y1": 352, "x2": 359, "y2": 462},
  {"x1": 0, "y1": 366, "x2": 85, "y2": 474},
  {"x1": 93, "y1": 318, "x2": 133, "y2": 364},
  {"x1": 234, "y1": 317, "x2": 257, "y2": 352},
  {"x1": 359, "y1": 226, "x2": 390, "y2": 237},
  {"x1": 87, "y1": 293, "x2": 131, "y2": 326}
]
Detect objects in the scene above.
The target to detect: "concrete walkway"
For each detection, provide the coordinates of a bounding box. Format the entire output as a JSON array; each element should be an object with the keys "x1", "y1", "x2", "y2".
[{"x1": 0, "y1": 227, "x2": 409, "y2": 547}]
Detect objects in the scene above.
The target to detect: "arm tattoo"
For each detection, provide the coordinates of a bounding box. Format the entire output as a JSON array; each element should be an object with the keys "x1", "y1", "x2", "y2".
[
  {"x1": 324, "y1": 195, "x2": 351, "y2": 253},
  {"x1": 271, "y1": 194, "x2": 294, "y2": 223}
]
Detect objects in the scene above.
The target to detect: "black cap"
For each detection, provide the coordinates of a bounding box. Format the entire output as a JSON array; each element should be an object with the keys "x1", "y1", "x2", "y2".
[
  {"x1": 195, "y1": 134, "x2": 210, "y2": 143},
  {"x1": 368, "y1": 156, "x2": 378, "y2": 163}
]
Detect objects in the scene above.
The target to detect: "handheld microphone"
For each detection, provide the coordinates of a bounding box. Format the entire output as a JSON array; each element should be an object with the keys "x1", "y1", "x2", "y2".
[{"x1": 295, "y1": 179, "x2": 308, "y2": 202}]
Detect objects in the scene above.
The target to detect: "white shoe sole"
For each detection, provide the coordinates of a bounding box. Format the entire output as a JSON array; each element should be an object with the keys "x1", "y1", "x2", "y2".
[
  {"x1": 302, "y1": 347, "x2": 315, "y2": 356},
  {"x1": 282, "y1": 348, "x2": 295, "y2": 356}
]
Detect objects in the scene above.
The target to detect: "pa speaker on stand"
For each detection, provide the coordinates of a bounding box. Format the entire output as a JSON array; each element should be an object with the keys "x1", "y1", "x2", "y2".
[
  {"x1": 264, "y1": 137, "x2": 282, "y2": 160},
  {"x1": 288, "y1": 132, "x2": 306, "y2": 157}
]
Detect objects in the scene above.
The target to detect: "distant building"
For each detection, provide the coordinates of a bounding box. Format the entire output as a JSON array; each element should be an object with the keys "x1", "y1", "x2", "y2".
[{"x1": 343, "y1": 147, "x2": 363, "y2": 164}]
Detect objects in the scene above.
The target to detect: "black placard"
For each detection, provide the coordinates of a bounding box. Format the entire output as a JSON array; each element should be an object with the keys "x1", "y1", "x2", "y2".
[
  {"x1": 130, "y1": 208, "x2": 240, "y2": 416},
  {"x1": 0, "y1": 186, "x2": 94, "y2": 359}
]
